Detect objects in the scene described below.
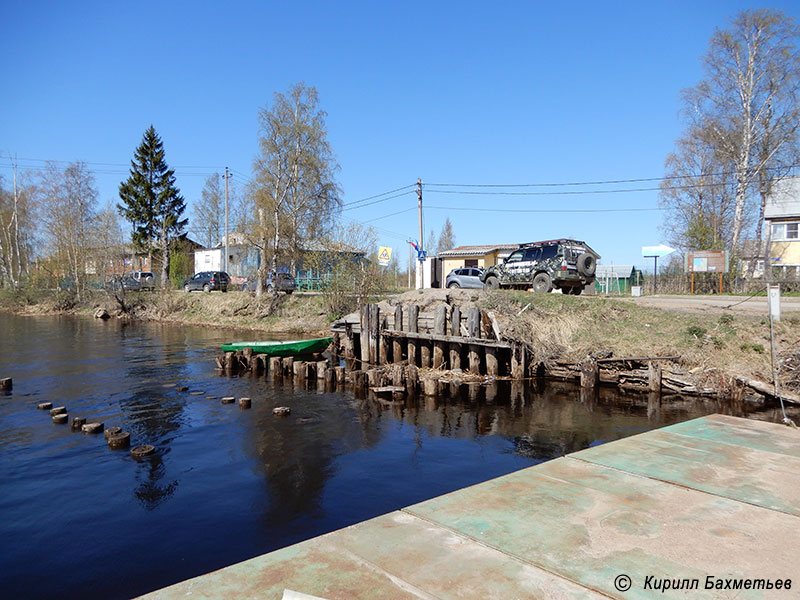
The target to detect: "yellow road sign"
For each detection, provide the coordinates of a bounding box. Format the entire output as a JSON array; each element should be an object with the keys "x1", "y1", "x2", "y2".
[{"x1": 378, "y1": 246, "x2": 392, "y2": 265}]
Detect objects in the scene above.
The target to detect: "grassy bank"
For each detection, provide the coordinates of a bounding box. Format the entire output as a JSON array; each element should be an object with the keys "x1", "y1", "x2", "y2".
[
  {"x1": 4, "y1": 286, "x2": 800, "y2": 397},
  {"x1": 0, "y1": 287, "x2": 334, "y2": 335}
]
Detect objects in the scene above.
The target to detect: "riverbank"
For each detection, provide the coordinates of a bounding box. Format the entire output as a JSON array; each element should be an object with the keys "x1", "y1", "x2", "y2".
[{"x1": 3, "y1": 286, "x2": 800, "y2": 400}]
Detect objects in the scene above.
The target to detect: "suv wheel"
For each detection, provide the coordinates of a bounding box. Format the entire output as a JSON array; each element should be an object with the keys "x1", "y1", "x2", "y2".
[
  {"x1": 184, "y1": 284, "x2": 190, "y2": 293},
  {"x1": 571, "y1": 286, "x2": 583, "y2": 296},
  {"x1": 203, "y1": 283, "x2": 210, "y2": 293},
  {"x1": 577, "y1": 253, "x2": 596, "y2": 277},
  {"x1": 532, "y1": 273, "x2": 553, "y2": 293},
  {"x1": 448, "y1": 282, "x2": 460, "y2": 289},
  {"x1": 484, "y1": 276, "x2": 499, "y2": 290}
]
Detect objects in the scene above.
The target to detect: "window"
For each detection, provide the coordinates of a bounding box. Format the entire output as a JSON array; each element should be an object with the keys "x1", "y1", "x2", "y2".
[
  {"x1": 506, "y1": 250, "x2": 524, "y2": 263},
  {"x1": 464, "y1": 259, "x2": 478, "y2": 267},
  {"x1": 772, "y1": 222, "x2": 800, "y2": 241},
  {"x1": 539, "y1": 245, "x2": 558, "y2": 260},
  {"x1": 523, "y1": 247, "x2": 540, "y2": 262}
]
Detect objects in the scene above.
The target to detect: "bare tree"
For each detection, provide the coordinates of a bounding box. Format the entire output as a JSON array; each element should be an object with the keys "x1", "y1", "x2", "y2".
[
  {"x1": 681, "y1": 9, "x2": 800, "y2": 251},
  {"x1": 437, "y1": 218, "x2": 456, "y2": 253},
  {"x1": 38, "y1": 161, "x2": 98, "y2": 299},
  {"x1": 0, "y1": 158, "x2": 34, "y2": 287},
  {"x1": 251, "y1": 83, "x2": 340, "y2": 296}
]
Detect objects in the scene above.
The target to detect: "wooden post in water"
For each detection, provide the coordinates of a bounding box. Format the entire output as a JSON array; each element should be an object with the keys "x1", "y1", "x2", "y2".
[
  {"x1": 433, "y1": 306, "x2": 446, "y2": 369},
  {"x1": 316, "y1": 360, "x2": 328, "y2": 380},
  {"x1": 283, "y1": 357, "x2": 294, "y2": 377},
  {"x1": 449, "y1": 306, "x2": 461, "y2": 370},
  {"x1": 334, "y1": 366, "x2": 346, "y2": 383},
  {"x1": 379, "y1": 314, "x2": 389, "y2": 365},
  {"x1": 511, "y1": 344, "x2": 526, "y2": 380},
  {"x1": 468, "y1": 345, "x2": 481, "y2": 374},
  {"x1": 269, "y1": 357, "x2": 282, "y2": 378},
  {"x1": 580, "y1": 357, "x2": 599, "y2": 390},
  {"x1": 369, "y1": 304, "x2": 380, "y2": 365},
  {"x1": 331, "y1": 332, "x2": 341, "y2": 366},
  {"x1": 407, "y1": 305, "x2": 419, "y2": 367},
  {"x1": 485, "y1": 347, "x2": 498, "y2": 377},
  {"x1": 360, "y1": 305, "x2": 371, "y2": 367},
  {"x1": 406, "y1": 364, "x2": 419, "y2": 394},
  {"x1": 648, "y1": 361, "x2": 662, "y2": 393},
  {"x1": 393, "y1": 305, "x2": 403, "y2": 363},
  {"x1": 344, "y1": 324, "x2": 355, "y2": 371},
  {"x1": 466, "y1": 307, "x2": 482, "y2": 374},
  {"x1": 367, "y1": 369, "x2": 381, "y2": 387},
  {"x1": 393, "y1": 365, "x2": 404, "y2": 388},
  {"x1": 423, "y1": 377, "x2": 437, "y2": 396}
]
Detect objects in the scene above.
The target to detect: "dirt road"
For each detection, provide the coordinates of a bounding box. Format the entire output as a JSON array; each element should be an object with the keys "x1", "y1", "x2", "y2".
[{"x1": 617, "y1": 293, "x2": 800, "y2": 315}]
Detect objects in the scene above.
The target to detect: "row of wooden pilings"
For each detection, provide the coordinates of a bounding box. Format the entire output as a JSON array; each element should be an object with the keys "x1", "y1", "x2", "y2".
[
  {"x1": 217, "y1": 302, "x2": 675, "y2": 397},
  {"x1": 335, "y1": 303, "x2": 526, "y2": 379},
  {"x1": 216, "y1": 345, "x2": 455, "y2": 397}
]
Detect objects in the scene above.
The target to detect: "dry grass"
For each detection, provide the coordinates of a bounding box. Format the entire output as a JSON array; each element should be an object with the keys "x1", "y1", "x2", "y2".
[{"x1": 479, "y1": 290, "x2": 800, "y2": 389}]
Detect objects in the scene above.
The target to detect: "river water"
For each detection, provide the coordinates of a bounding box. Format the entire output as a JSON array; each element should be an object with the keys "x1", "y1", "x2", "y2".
[{"x1": 0, "y1": 313, "x2": 790, "y2": 599}]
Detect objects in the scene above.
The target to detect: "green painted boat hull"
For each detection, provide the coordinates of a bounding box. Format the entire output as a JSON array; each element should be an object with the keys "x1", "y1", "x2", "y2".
[{"x1": 221, "y1": 336, "x2": 333, "y2": 357}]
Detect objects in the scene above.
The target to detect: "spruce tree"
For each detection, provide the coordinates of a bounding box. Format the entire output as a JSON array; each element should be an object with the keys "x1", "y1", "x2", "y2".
[{"x1": 118, "y1": 126, "x2": 187, "y2": 288}]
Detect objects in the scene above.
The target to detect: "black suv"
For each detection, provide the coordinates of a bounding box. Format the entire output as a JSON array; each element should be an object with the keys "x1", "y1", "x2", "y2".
[
  {"x1": 183, "y1": 271, "x2": 230, "y2": 293},
  {"x1": 481, "y1": 239, "x2": 598, "y2": 294}
]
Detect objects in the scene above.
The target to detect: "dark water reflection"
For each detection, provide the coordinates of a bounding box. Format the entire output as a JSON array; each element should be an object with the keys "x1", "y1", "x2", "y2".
[{"x1": 0, "y1": 313, "x2": 793, "y2": 599}]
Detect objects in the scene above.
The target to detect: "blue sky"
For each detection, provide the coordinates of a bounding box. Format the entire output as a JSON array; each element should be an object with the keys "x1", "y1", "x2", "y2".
[{"x1": 3, "y1": 1, "x2": 799, "y2": 271}]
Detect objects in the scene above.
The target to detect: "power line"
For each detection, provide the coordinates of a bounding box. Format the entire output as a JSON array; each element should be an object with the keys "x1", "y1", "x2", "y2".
[
  {"x1": 341, "y1": 190, "x2": 415, "y2": 211},
  {"x1": 426, "y1": 165, "x2": 800, "y2": 189},
  {"x1": 423, "y1": 180, "x2": 741, "y2": 197},
  {"x1": 426, "y1": 205, "x2": 664, "y2": 214}
]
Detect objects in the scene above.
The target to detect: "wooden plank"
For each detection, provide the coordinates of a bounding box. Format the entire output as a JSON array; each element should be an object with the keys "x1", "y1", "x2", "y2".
[{"x1": 383, "y1": 329, "x2": 511, "y2": 349}]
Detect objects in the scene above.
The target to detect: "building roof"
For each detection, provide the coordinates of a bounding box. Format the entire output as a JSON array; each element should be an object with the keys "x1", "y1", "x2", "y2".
[
  {"x1": 437, "y1": 244, "x2": 520, "y2": 258},
  {"x1": 765, "y1": 176, "x2": 800, "y2": 220},
  {"x1": 596, "y1": 265, "x2": 636, "y2": 278}
]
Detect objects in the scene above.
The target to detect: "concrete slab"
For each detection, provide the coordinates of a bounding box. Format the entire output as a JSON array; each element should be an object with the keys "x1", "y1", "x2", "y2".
[
  {"x1": 140, "y1": 415, "x2": 800, "y2": 600},
  {"x1": 406, "y1": 457, "x2": 799, "y2": 599},
  {"x1": 663, "y1": 414, "x2": 800, "y2": 458},
  {"x1": 572, "y1": 425, "x2": 800, "y2": 515}
]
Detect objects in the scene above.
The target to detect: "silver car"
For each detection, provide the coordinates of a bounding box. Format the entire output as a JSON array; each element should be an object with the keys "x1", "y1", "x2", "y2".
[{"x1": 445, "y1": 267, "x2": 485, "y2": 289}]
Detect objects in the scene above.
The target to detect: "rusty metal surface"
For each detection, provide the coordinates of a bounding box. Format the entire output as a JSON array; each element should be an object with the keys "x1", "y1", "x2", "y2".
[{"x1": 141, "y1": 415, "x2": 800, "y2": 599}]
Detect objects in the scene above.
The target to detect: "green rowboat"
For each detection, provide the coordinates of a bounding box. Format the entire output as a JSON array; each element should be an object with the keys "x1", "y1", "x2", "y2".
[{"x1": 221, "y1": 336, "x2": 333, "y2": 357}]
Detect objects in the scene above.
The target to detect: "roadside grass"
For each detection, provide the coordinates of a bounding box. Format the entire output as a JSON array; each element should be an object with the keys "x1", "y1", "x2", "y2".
[{"x1": 481, "y1": 291, "x2": 800, "y2": 390}]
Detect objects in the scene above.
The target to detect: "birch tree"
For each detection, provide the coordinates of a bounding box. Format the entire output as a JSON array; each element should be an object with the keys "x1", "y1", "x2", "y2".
[
  {"x1": 0, "y1": 160, "x2": 34, "y2": 287},
  {"x1": 679, "y1": 9, "x2": 800, "y2": 252},
  {"x1": 38, "y1": 161, "x2": 98, "y2": 299},
  {"x1": 251, "y1": 83, "x2": 340, "y2": 296}
]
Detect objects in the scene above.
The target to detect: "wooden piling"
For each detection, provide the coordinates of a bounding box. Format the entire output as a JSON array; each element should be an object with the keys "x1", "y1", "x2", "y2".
[
  {"x1": 331, "y1": 332, "x2": 341, "y2": 365},
  {"x1": 360, "y1": 305, "x2": 371, "y2": 367},
  {"x1": 306, "y1": 362, "x2": 316, "y2": 380},
  {"x1": 392, "y1": 365, "x2": 404, "y2": 388},
  {"x1": 580, "y1": 358, "x2": 599, "y2": 390},
  {"x1": 224, "y1": 352, "x2": 234, "y2": 372},
  {"x1": 293, "y1": 361, "x2": 305, "y2": 379},
  {"x1": 369, "y1": 304, "x2": 380, "y2": 365},
  {"x1": 367, "y1": 369, "x2": 381, "y2": 387},
  {"x1": 468, "y1": 344, "x2": 481, "y2": 374},
  {"x1": 466, "y1": 308, "x2": 481, "y2": 338},
  {"x1": 334, "y1": 366, "x2": 346, "y2": 383},
  {"x1": 648, "y1": 361, "x2": 662, "y2": 393},
  {"x1": 379, "y1": 315, "x2": 389, "y2": 365},
  {"x1": 393, "y1": 305, "x2": 403, "y2": 363},
  {"x1": 283, "y1": 357, "x2": 294, "y2": 377},
  {"x1": 451, "y1": 307, "x2": 461, "y2": 336},
  {"x1": 449, "y1": 343, "x2": 462, "y2": 371},
  {"x1": 344, "y1": 323, "x2": 356, "y2": 371},
  {"x1": 433, "y1": 306, "x2": 446, "y2": 369},
  {"x1": 405, "y1": 365, "x2": 419, "y2": 394},
  {"x1": 270, "y1": 357, "x2": 282, "y2": 378},
  {"x1": 407, "y1": 305, "x2": 419, "y2": 367},
  {"x1": 316, "y1": 360, "x2": 328, "y2": 380},
  {"x1": 420, "y1": 343, "x2": 431, "y2": 368},
  {"x1": 485, "y1": 347, "x2": 498, "y2": 377},
  {"x1": 0, "y1": 377, "x2": 12, "y2": 391},
  {"x1": 511, "y1": 344, "x2": 526, "y2": 380},
  {"x1": 423, "y1": 378, "x2": 438, "y2": 396}
]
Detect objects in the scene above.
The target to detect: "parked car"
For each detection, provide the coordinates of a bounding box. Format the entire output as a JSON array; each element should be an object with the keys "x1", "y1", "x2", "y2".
[
  {"x1": 239, "y1": 272, "x2": 296, "y2": 294},
  {"x1": 129, "y1": 271, "x2": 155, "y2": 291},
  {"x1": 481, "y1": 239, "x2": 598, "y2": 294},
  {"x1": 105, "y1": 276, "x2": 142, "y2": 292},
  {"x1": 445, "y1": 267, "x2": 485, "y2": 289},
  {"x1": 183, "y1": 271, "x2": 230, "y2": 293}
]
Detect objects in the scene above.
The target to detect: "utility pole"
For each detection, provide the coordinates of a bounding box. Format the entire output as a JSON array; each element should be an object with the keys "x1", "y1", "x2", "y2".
[
  {"x1": 223, "y1": 168, "x2": 231, "y2": 273},
  {"x1": 408, "y1": 241, "x2": 413, "y2": 288},
  {"x1": 416, "y1": 178, "x2": 423, "y2": 289}
]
